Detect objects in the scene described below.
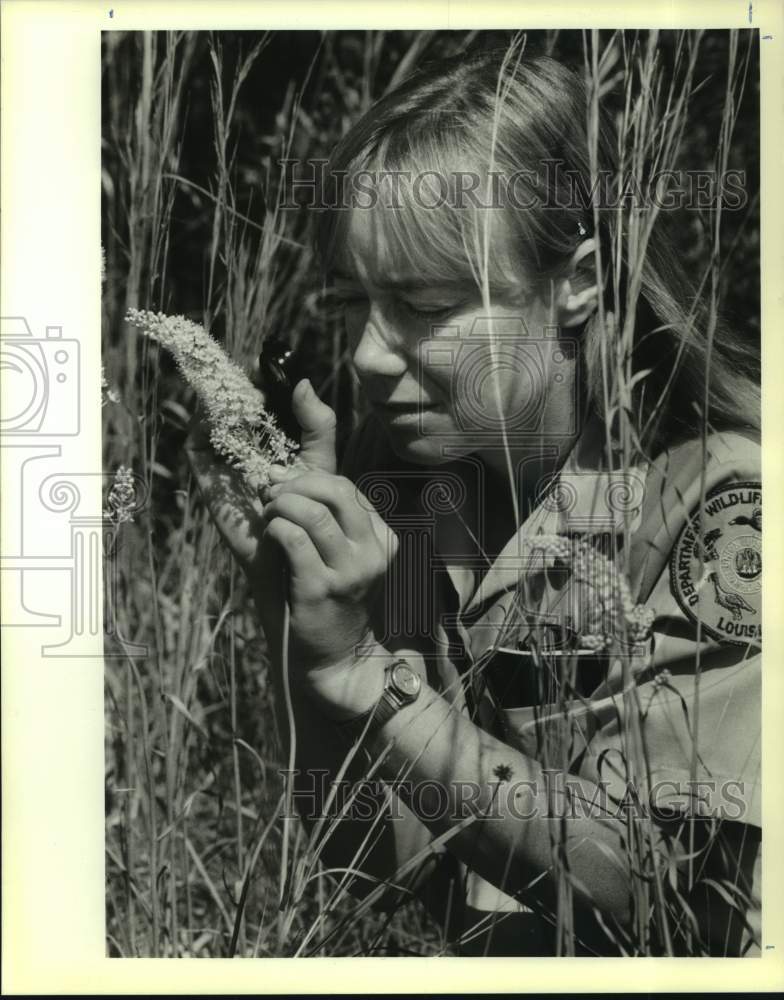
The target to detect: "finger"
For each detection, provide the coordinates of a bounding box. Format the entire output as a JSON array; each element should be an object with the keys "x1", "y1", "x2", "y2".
[
  {"x1": 262, "y1": 516, "x2": 326, "y2": 595},
  {"x1": 261, "y1": 493, "x2": 346, "y2": 568},
  {"x1": 269, "y1": 471, "x2": 398, "y2": 560},
  {"x1": 292, "y1": 378, "x2": 337, "y2": 475},
  {"x1": 265, "y1": 472, "x2": 371, "y2": 541}
]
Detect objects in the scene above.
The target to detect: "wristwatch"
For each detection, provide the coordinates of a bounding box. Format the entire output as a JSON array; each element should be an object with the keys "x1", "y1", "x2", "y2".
[{"x1": 343, "y1": 658, "x2": 422, "y2": 738}]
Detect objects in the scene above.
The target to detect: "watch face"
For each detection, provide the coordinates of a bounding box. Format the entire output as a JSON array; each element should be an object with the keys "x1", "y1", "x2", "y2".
[{"x1": 391, "y1": 662, "x2": 421, "y2": 698}]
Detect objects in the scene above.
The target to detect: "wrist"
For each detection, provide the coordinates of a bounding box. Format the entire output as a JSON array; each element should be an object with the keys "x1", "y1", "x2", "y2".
[{"x1": 299, "y1": 638, "x2": 388, "y2": 723}]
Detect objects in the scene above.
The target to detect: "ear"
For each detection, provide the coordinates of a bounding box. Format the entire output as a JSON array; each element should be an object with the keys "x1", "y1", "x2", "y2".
[{"x1": 553, "y1": 237, "x2": 599, "y2": 329}]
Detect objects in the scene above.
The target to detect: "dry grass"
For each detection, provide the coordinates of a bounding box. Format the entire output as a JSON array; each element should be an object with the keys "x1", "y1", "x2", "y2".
[{"x1": 102, "y1": 29, "x2": 759, "y2": 957}]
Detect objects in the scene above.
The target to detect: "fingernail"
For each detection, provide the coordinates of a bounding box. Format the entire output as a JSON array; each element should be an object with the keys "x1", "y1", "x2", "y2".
[{"x1": 268, "y1": 464, "x2": 288, "y2": 481}]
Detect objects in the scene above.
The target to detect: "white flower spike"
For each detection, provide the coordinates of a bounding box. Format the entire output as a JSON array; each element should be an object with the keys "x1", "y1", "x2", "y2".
[{"x1": 126, "y1": 309, "x2": 299, "y2": 490}]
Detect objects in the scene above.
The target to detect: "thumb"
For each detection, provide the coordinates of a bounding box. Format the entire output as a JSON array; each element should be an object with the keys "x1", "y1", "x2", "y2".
[{"x1": 292, "y1": 378, "x2": 337, "y2": 474}]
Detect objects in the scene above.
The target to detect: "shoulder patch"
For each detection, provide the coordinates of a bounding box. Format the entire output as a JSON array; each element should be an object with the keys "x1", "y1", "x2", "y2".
[{"x1": 669, "y1": 481, "x2": 761, "y2": 647}]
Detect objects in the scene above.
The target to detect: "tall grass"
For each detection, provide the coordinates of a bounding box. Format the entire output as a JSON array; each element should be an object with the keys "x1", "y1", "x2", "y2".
[
  {"x1": 102, "y1": 29, "x2": 759, "y2": 957},
  {"x1": 577, "y1": 28, "x2": 758, "y2": 955},
  {"x1": 103, "y1": 29, "x2": 462, "y2": 957}
]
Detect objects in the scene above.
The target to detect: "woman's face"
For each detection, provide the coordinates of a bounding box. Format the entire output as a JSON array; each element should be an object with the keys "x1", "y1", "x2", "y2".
[{"x1": 333, "y1": 208, "x2": 579, "y2": 469}]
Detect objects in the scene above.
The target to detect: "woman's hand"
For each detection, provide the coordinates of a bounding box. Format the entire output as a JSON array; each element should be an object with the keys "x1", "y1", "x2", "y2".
[
  {"x1": 186, "y1": 378, "x2": 398, "y2": 688},
  {"x1": 256, "y1": 381, "x2": 399, "y2": 674}
]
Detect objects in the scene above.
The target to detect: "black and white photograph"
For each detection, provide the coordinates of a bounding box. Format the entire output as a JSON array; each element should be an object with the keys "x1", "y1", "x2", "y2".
[{"x1": 97, "y1": 27, "x2": 766, "y2": 960}]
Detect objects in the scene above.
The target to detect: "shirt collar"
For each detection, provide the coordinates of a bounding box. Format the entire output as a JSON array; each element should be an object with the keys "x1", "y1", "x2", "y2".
[{"x1": 443, "y1": 417, "x2": 649, "y2": 617}]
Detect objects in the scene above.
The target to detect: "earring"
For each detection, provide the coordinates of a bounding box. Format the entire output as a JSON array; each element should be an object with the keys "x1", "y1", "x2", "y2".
[{"x1": 577, "y1": 221, "x2": 588, "y2": 237}]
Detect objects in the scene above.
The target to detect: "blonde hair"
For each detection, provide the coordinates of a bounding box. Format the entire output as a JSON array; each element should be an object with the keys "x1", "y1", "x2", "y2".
[{"x1": 315, "y1": 49, "x2": 760, "y2": 454}]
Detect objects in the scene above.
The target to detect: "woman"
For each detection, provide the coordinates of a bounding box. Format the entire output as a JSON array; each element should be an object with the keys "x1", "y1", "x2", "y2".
[{"x1": 188, "y1": 48, "x2": 761, "y2": 955}]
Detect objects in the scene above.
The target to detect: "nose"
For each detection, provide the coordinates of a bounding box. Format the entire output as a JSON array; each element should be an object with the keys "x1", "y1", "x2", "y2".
[{"x1": 350, "y1": 304, "x2": 409, "y2": 380}]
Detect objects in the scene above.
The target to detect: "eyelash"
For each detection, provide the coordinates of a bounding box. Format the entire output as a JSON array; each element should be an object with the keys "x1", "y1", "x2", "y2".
[
  {"x1": 398, "y1": 300, "x2": 458, "y2": 322},
  {"x1": 332, "y1": 292, "x2": 461, "y2": 322}
]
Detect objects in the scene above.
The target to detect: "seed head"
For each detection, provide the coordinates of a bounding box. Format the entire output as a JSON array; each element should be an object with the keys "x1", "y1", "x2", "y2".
[{"x1": 523, "y1": 534, "x2": 655, "y2": 649}]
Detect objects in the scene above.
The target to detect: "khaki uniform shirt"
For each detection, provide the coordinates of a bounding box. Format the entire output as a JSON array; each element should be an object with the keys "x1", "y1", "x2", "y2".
[{"x1": 340, "y1": 413, "x2": 762, "y2": 955}]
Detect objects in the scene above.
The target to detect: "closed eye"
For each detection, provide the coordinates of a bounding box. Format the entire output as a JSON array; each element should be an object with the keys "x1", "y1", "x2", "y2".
[{"x1": 398, "y1": 300, "x2": 464, "y2": 322}]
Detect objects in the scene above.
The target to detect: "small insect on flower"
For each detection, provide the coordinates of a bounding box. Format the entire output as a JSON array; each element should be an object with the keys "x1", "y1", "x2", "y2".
[{"x1": 126, "y1": 309, "x2": 300, "y2": 490}]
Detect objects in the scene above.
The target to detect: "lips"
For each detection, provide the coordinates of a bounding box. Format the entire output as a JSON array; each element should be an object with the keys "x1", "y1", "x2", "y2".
[
  {"x1": 371, "y1": 399, "x2": 441, "y2": 412},
  {"x1": 371, "y1": 400, "x2": 446, "y2": 431}
]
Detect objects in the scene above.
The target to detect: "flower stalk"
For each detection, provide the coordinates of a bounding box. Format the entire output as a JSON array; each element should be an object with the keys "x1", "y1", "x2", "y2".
[{"x1": 126, "y1": 308, "x2": 299, "y2": 489}]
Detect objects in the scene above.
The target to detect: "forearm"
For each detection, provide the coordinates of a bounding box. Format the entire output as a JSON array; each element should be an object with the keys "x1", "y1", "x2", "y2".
[{"x1": 307, "y1": 644, "x2": 636, "y2": 925}]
